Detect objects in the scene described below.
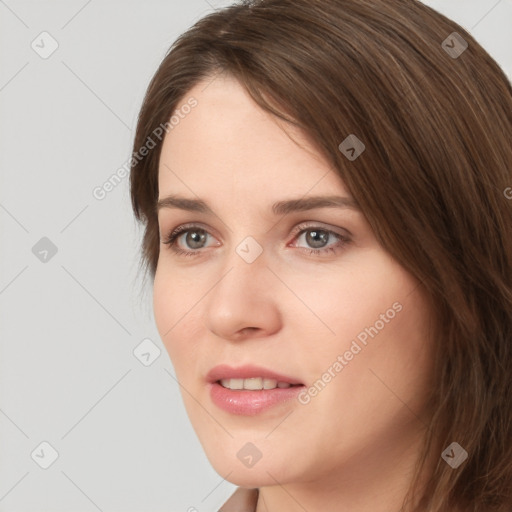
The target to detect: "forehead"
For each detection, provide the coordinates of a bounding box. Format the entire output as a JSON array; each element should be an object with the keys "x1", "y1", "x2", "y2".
[{"x1": 158, "y1": 74, "x2": 348, "y2": 198}]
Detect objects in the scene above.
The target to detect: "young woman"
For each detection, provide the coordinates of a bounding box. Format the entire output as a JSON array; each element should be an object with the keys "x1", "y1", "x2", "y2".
[{"x1": 129, "y1": 0, "x2": 512, "y2": 510}]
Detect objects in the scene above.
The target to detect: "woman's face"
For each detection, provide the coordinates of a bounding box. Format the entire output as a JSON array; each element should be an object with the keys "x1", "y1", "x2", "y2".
[{"x1": 154, "y1": 73, "x2": 434, "y2": 489}]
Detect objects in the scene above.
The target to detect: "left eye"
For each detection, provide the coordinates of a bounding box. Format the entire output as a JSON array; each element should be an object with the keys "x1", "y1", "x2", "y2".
[{"x1": 294, "y1": 228, "x2": 341, "y2": 250}]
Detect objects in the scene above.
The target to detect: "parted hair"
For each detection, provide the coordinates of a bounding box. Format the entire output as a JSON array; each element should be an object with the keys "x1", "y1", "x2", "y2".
[{"x1": 130, "y1": 1, "x2": 512, "y2": 510}]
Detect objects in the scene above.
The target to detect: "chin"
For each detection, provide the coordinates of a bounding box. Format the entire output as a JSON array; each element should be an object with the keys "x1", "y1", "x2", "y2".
[{"x1": 204, "y1": 444, "x2": 301, "y2": 487}]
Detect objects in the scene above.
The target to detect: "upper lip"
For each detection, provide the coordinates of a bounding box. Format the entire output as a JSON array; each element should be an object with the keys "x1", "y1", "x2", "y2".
[{"x1": 206, "y1": 364, "x2": 304, "y2": 385}]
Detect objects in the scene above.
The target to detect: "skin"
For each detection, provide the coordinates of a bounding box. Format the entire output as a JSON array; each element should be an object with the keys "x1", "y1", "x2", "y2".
[{"x1": 154, "y1": 73, "x2": 437, "y2": 512}]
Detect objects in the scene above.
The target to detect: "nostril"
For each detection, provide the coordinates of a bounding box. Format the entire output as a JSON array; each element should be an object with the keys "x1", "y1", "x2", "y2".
[{"x1": 240, "y1": 327, "x2": 258, "y2": 336}]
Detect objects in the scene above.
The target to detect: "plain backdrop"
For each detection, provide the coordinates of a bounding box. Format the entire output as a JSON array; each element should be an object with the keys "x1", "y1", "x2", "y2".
[{"x1": 0, "y1": 1, "x2": 511, "y2": 511}]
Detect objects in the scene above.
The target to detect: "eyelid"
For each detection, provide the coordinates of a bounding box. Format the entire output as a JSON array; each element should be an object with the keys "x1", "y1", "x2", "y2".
[
  {"x1": 287, "y1": 223, "x2": 350, "y2": 255},
  {"x1": 162, "y1": 222, "x2": 219, "y2": 243},
  {"x1": 289, "y1": 221, "x2": 350, "y2": 240}
]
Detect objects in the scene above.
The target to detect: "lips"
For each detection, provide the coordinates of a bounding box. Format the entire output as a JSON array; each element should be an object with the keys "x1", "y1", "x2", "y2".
[
  {"x1": 206, "y1": 364, "x2": 306, "y2": 415},
  {"x1": 206, "y1": 364, "x2": 303, "y2": 385}
]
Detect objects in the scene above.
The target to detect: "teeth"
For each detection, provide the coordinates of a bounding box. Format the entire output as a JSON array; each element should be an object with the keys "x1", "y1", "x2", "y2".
[
  {"x1": 225, "y1": 378, "x2": 244, "y2": 390},
  {"x1": 263, "y1": 379, "x2": 278, "y2": 389},
  {"x1": 219, "y1": 378, "x2": 294, "y2": 390},
  {"x1": 245, "y1": 377, "x2": 265, "y2": 390}
]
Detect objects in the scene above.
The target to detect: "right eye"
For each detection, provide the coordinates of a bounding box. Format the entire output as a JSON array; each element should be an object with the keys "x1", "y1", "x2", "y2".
[{"x1": 162, "y1": 224, "x2": 219, "y2": 257}]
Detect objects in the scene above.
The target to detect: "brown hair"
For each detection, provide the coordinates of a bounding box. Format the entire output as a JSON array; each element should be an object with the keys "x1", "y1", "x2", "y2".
[{"x1": 130, "y1": 0, "x2": 512, "y2": 510}]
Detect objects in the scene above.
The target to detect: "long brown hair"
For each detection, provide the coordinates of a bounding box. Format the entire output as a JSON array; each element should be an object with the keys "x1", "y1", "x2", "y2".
[{"x1": 130, "y1": 0, "x2": 512, "y2": 509}]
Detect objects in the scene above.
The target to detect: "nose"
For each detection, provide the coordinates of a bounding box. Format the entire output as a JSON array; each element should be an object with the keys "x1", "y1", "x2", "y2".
[{"x1": 203, "y1": 248, "x2": 282, "y2": 342}]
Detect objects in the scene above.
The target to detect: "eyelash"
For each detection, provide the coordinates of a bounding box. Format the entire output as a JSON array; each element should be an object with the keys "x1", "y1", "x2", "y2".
[{"x1": 161, "y1": 223, "x2": 350, "y2": 258}]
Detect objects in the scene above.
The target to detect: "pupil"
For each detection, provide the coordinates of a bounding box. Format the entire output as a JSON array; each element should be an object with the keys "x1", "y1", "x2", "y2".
[
  {"x1": 186, "y1": 230, "x2": 206, "y2": 249},
  {"x1": 306, "y1": 230, "x2": 328, "y2": 248}
]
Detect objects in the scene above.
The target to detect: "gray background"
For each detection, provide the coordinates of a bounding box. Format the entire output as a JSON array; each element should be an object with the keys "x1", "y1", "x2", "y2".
[{"x1": 0, "y1": 1, "x2": 510, "y2": 511}]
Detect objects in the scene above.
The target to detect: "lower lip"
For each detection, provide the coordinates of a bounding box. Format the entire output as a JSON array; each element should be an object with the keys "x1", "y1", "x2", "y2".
[{"x1": 209, "y1": 381, "x2": 305, "y2": 416}]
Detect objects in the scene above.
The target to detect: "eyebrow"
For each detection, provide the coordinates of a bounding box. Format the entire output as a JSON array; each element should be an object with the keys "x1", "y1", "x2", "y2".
[{"x1": 156, "y1": 194, "x2": 360, "y2": 216}]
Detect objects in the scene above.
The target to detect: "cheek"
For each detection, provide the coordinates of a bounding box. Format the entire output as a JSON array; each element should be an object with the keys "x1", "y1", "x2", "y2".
[
  {"x1": 280, "y1": 254, "x2": 404, "y2": 347},
  {"x1": 153, "y1": 269, "x2": 172, "y2": 341},
  {"x1": 283, "y1": 254, "x2": 430, "y2": 399},
  {"x1": 320, "y1": 271, "x2": 433, "y2": 413},
  {"x1": 152, "y1": 266, "x2": 198, "y2": 364}
]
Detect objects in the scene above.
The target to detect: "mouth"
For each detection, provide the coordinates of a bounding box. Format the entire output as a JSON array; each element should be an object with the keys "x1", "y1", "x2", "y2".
[
  {"x1": 206, "y1": 363, "x2": 304, "y2": 386},
  {"x1": 217, "y1": 377, "x2": 303, "y2": 390},
  {"x1": 206, "y1": 364, "x2": 306, "y2": 415}
]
